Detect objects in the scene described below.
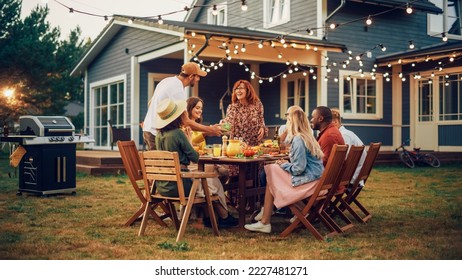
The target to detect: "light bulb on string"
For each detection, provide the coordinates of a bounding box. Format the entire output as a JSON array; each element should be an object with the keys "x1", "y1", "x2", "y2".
[
  {"x1": 329, "y1": 23, "x2": 337, "y2": 30},
  {"x1": 409, "y1": 40, "x2": 415, "y2": 49},
  {"x1": 366, "y1": 16, "x2": 372, "y2": 26},
  {"x1": 158, "y1": 16, "x2": 163, "y2": 25},
  {"x1": 306, "y1": 28, "x2": 314, "y2": 36},
  {"x1": 442, "y1": 32, "x2": 448, "y2": 42},
  {"x1": 241, "y1": 44, "x2": 246, "y2": 52},
  {"x1": 69, "y1": 8, "x2": 74, "y2": 17},
  {"x1": 212, "y1": 5, "x2": 218, "y2": 16},
  {"x1": 241, "y1": 0, "x2": 248, "y2": 11},
  {"x1": 406, "y1": 4, "x2": 413, "y2": 14},
  {"x1": 379, "y1": 44, "x2": 386, "y2": 51},
  {"x1": 258, "y1": 41, "x2": 263, "y2": 48}
]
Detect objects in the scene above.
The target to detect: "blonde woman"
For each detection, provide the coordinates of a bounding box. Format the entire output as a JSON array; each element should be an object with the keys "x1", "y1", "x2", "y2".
[{"x1": 244, "y1": 106, "x2": 324, "y2": 233}]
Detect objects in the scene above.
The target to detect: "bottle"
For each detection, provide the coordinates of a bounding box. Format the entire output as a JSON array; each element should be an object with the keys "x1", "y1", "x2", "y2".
[
  {"x1": 222, "y1": 135, "x2": 228, "y2": 156},
  {"x1": 273, "y1": 126, "x2": 280, "y2": 146}
]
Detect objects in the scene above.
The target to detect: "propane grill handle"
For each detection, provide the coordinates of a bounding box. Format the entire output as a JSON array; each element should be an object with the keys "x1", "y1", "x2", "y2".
[{"x1": 47, "y1": 128, "x2": 74, "y2": 132}]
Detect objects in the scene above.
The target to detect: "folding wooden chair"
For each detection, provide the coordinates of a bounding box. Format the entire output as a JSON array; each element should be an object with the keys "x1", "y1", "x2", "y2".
[
  {"x1": 117, "y1": 140, "x2": 169, "y2": 227},
  {"x1": 138, "y1": 150, "x2": 220, "y2": 242},
  {"x1": 333, "y1": 142, "x2": 382, "y2": 223},
  {"x1": 280, "y1": 144, "x2": 348, "y2": 241},
  {"x1": 322, "y1": 145, "x2": 365, "y2": 233}
]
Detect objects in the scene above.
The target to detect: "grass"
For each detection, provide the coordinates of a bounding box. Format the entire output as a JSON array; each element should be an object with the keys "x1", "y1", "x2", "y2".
[{"x1": 0, "y1": 151, "x2": 461, "y2": 260}]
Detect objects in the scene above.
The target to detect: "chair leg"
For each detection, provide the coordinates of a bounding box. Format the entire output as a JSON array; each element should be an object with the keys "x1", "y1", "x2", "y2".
[
  {"x1": 125, "y1": 205, "x2": 145, "y2": 226},
  {"x1": 138, "y1": 202, "x2": 151, "y2": 236},
  {"x1": 176, "y1": 179, "x2": 200, "y2": 243},
  {"x1": 280, "y1": 204, "x2": 324, "y2": 240},
  {"x1": 201, "y1": 178, "x2": 219, "y2": 237}
]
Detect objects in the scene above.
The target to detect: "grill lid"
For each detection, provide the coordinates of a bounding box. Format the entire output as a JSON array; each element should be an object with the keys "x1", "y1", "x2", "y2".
[{"x1": 20, "y1": 116, "x2": 75, "y2": 136}]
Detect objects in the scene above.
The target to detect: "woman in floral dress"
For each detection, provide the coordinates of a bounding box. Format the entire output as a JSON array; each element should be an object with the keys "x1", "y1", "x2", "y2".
[{"x1": 223, "y1": 79, "x2": 267, "y2": 177}]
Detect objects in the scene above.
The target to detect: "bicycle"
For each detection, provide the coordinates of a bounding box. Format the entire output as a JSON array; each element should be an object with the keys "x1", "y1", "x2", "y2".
[{"x1": 395, "y1": 140, "x2": 441, "y2": 168}]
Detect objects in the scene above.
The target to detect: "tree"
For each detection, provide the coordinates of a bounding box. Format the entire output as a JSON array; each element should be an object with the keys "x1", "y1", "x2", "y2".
[{"x1": 0, "y1": 0, "x2": 88, "y2": 126}]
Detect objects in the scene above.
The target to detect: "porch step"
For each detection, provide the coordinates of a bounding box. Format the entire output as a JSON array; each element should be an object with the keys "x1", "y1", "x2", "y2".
[{"x1": 76, "y1": 150, "x2": 126, "y2": 176}]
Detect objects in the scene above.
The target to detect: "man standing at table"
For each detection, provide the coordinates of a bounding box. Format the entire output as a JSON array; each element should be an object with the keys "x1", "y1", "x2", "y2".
[
  {"x1": 310, "y1": 106, "x2": 345, "y2": 166},
  {"x1": 143, "y1": 62, "x2": 222, "y2": 150}
]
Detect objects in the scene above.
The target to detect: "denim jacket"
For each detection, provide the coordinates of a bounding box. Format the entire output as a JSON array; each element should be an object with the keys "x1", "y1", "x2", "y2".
[{"x1": 280, "y1": 135, "x2": 324, "y2": 187}]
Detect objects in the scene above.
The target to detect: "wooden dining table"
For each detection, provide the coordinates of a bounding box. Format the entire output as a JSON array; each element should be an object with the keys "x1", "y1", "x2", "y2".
[{"x1": 198, "y1": 154, "x2": 286, "y2": 227}]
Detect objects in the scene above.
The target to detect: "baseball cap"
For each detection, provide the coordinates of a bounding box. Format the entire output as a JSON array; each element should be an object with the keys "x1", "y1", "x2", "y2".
[{"x1": 181, "y1": 62, "x2": 207, "y2": 77}]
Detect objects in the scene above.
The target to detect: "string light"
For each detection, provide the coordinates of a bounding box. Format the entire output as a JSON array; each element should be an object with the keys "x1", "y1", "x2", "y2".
[
  {"x1": 258, "y1": 40, "x2": 263, "y2": 48},
  {"x1": 442, "y1": 32, "x2": 448, "y2": 42},
  {"x1": 241, "y1": 0, "x2": 248, "y2": 11},
  {"x1": 158, "y1": 15, "x2": 163, "y2": 25},
  {"x1": 409, "y1": 40, "x2": 415, "y2": 49},
  {"x1": 306, "y1": 28, "x2": 314, "y2": 36},
  {"x1": 406, "y1": 4, "x2": 413, "y2": 14},
  {"x1": 366, "y1": 16, "x2": 372, "y2": 26},
  {"x1": 212, "y1": 5, "x2": 218, "y2": 16}
]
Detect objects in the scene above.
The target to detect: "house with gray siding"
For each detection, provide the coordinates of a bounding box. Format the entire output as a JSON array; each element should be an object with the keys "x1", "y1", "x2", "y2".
[{"x1": 72, "y1": 0, "x2": 462, "y2": 152}]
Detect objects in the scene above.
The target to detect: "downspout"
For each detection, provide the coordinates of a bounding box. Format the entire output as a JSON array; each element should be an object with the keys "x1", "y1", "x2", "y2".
[
  {"x1": 189, "y1": 33, "x2": 210, "y2": 62},
  {"x1": 324, "y1": 0, "x2": 345, "y2": 40}
]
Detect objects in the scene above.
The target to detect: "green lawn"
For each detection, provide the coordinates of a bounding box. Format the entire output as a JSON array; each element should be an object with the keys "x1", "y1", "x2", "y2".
[{"x1": 0, "y1": 151, "x2": 461, "y2": 260}]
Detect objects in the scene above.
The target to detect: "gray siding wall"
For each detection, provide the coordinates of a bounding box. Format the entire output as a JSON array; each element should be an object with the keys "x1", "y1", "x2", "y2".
[
  {"x1": 191, "y1": 0, "x2": 318, "y2": 36},
  {"x1": 86, "y1": 27, "x2": 181, "y2": 126},
  {"x1": 325, "y1": 1, "x2": 442, "y2": 134}
]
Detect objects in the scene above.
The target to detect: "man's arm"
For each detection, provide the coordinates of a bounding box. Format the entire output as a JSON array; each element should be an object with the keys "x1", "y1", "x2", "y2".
[{"x1": 182, "y1": 114, "x2": 222, "y2": 136}]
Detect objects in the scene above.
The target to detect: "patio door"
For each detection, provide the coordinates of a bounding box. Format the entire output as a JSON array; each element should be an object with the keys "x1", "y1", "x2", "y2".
[
  {"x1": 281, "y1": 72, "x2": 309, "y2": 119},
  {"x1": 414, "y1": 79, "x2": 438, "y2": 150}
]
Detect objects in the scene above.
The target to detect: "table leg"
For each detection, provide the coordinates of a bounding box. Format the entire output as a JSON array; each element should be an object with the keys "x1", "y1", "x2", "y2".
[{"x1": 238, "y1": 163, "x2": 246, "y2": 228}]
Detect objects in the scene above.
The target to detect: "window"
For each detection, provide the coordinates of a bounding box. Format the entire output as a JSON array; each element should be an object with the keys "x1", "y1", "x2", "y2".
[
  {"x1": 263, "y1": 0, "x2": 291, "y2": 28},
  {"x1": 91, "y1": 76, "x2": 126, "y2": 147},
  {"x1": 280, "y1": 72, "x2": 308, "y2": 118},
  {"x1": 339, "y1": 70, "x2": 383, "y2": 119},
  {"x1": 418, "y1": 80, "x2": 434, "y2": 122},
  {"x1": 429, "y1": 0, "x2": 462, "y2": 39},
  {"x1": 207, "y1": 3, "x2": 227, "y2": 26},
  {"x1": 439, "y1": 73, "x2": 462, "y2": 120}
]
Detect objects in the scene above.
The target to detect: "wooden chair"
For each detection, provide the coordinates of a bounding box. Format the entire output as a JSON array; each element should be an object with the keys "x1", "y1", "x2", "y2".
[
  {"x1": 108, "y1": 120, "x2": 130, "y2": 150},
  {"x1": 280, "y1": 144, "x2": 348, "y2": 241},
  {"x1": 138, "y1": 150, "x2": 220, "y2": 242},
  {"x1": 322, "y1": 145, "x2": 365, "y2": 233},
  {"x1": 117, "y1": 140, "x2": 169, "y2": 227},
  {"x1": 332, "y1": 142, "x2": 382, "y2": 223}
]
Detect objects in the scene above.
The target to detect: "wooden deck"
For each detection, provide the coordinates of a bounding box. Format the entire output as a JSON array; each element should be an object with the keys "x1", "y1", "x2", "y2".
[{"x1": 77, "y1": 149, "x2": 462, "y2": 176}]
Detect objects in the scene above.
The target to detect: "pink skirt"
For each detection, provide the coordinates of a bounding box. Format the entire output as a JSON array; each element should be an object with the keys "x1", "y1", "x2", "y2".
[{"x1": 264, "y1": 164, "x2": 320, "y2": 209}]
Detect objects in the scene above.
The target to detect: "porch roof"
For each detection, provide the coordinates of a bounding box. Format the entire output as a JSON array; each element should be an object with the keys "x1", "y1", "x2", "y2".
[
  {"x1": 376, "y1": 41, "x2": 462, "y2": 67},
  {"x1": 347, "y1": 0, "x2": 442, "y2": 14},
  {"x1": 71, "y1": 16, "x2": 347, "y2": 76}
]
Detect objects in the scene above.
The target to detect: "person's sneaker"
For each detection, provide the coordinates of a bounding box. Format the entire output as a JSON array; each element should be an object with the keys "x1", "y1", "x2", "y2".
[
  {"x1": 254, "y1": 207, "x2": 275, "y2": 221},
  {"x1": 244, "y1": 221, "x2": 271, "y2": 233},
  {"x1": 218, "y1": 215, "x2": 238, "y2": 228}
]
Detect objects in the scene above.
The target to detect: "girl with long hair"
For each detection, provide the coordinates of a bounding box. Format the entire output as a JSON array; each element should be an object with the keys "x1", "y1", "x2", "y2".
[{"x1": 244, "y1": 106, "x2": 324, "y2": 233}]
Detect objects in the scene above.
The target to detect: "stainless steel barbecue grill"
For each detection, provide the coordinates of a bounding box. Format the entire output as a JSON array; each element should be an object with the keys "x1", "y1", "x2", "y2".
[{"x1": 1, "y1": 116, "x2": 94, "y2": 196}]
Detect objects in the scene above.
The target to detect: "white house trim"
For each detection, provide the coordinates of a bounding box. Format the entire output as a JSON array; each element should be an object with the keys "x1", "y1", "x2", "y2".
[
  {"x1": 130, "y1": 56, "x2": 140, "y2": 146},
  {"x1": 138, "y1": 42, "x2": 185, "y2": 63}
]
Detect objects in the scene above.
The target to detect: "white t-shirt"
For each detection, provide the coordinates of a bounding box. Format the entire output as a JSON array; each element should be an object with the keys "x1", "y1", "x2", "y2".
[
  {"x1": 143, "y1": 76, "x2": 185, "y2": 135},
  {"x1": 339, "y1": 125, "x2": 367, "y2": 184}
]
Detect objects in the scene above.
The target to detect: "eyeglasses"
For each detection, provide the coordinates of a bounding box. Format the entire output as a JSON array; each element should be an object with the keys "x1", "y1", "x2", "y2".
[{"x1": 234, "y1": 87, "x2": 246, "y2": 91}]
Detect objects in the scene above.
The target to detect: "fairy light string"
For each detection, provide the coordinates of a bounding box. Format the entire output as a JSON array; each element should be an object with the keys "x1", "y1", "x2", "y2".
[{"x1": 50, "y1": 0, "x2": 459, "y2": 83}]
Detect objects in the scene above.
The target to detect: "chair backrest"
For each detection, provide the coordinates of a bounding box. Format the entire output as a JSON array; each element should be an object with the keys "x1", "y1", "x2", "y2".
[
  {"x1": 354, "y1": 142, "x2": 382, "y2": 186},
  {"x1": 118, "y1": 140, "x2": 145, "y2": 202},
  {"x1": 337, "y1": 145, "x2": 365, "y2": 189},
  {"x1": 309, "y1": 145, "x2": 348, "y2": 202},
  {"x1": 140, "y1": 150, "x2": 186, "y2": 205},
  {"x1": 322, "y1": 145, "x2": 365, "y2": 207}
]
